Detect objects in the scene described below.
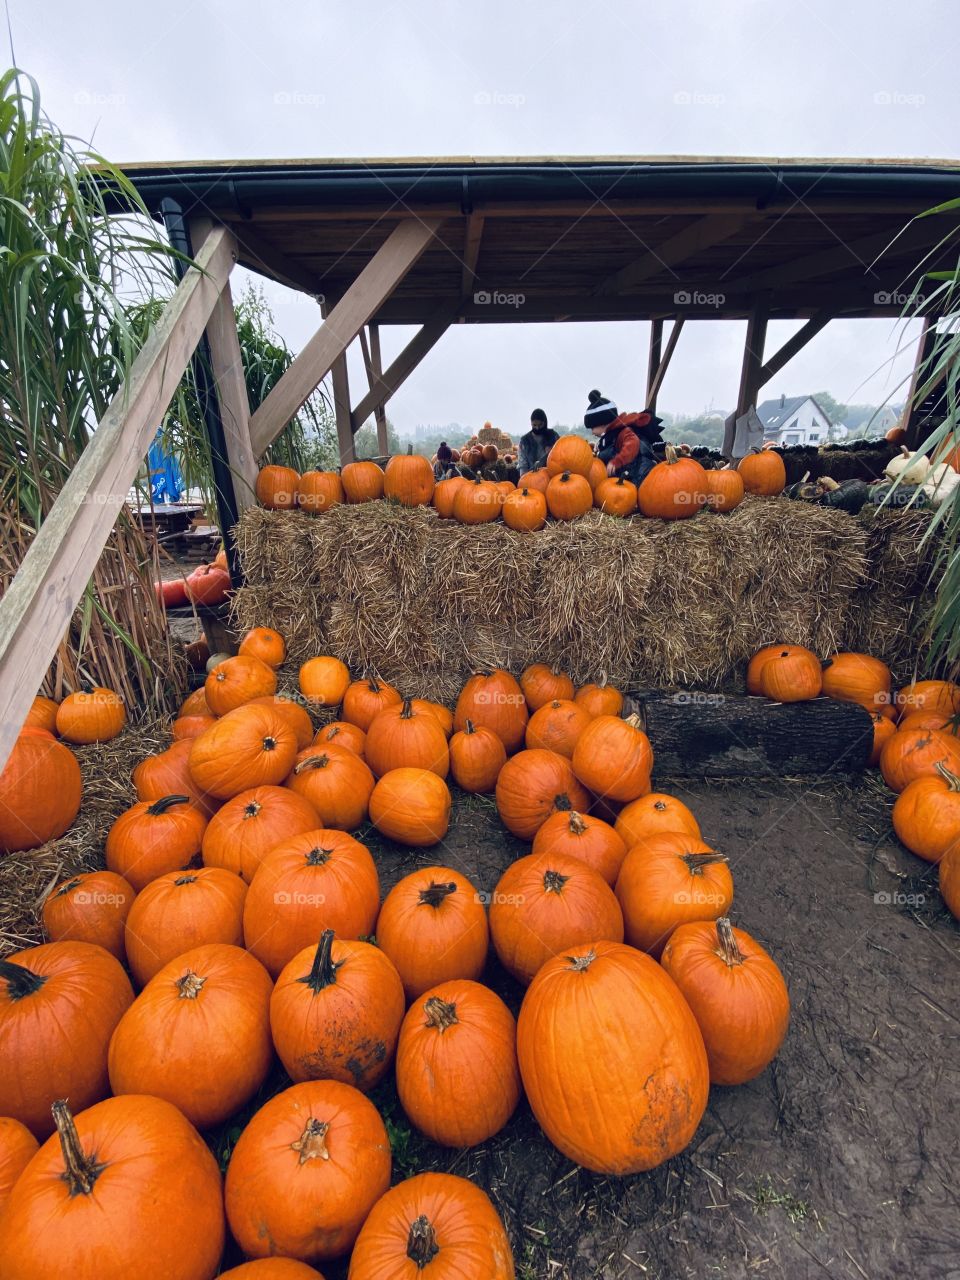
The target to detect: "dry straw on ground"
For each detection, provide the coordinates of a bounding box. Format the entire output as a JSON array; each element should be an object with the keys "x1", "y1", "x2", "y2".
[{"x1": 232, "y1": 496, "x2": 938, "y2": 701}]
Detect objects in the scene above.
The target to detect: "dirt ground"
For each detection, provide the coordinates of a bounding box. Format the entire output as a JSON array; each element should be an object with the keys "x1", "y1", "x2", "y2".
[{"x1": 304, "y1": 769, "x2": 959, "y2": 1280}]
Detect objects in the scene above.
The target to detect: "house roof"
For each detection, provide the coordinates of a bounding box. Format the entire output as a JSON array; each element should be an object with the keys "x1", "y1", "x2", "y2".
[
  {"x1": 112, "y1": 155, "x2": 960, "y2": 324},
  {"x1": 757, "y1": 396, "x2": 811, "y2": 429}
]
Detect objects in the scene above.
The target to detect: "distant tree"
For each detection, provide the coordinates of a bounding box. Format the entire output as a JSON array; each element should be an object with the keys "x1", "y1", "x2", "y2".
[
  {"x1": 812, "y1": 391, "x2": 847, "y2": 424},
  {"x1": 353, "y1": 418, "x2": 402, "y2": 459}
]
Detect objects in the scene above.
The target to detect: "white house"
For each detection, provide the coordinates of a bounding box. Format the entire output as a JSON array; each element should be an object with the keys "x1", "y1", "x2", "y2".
[{"x1": 756, "y1": 394, "x2": 839, "y2": 446}]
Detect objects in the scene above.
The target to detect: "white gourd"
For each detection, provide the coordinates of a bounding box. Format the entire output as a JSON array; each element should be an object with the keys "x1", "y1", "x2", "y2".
[
  {"x1": 884, "y1": 446, "x2": 932, "y2": 485},
  {"x1": 921, "y1": 462, "x2": 960, "y2": 507}
]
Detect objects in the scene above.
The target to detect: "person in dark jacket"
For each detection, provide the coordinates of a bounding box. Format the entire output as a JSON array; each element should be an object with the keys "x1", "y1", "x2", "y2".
[
  {"x1": 517, "y1": 409, "x2": 559, "y2": 474},
  {"x1": 585, "y1": 392, "x2": 663, "y2": 484}
]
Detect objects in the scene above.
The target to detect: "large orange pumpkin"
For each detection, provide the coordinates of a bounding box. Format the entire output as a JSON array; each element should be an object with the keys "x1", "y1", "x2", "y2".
[
  {"x1": 369, "y1": 767, "x2": 452, "y2": 846},
  {"x1": 546, "y1": 470, "x2": 593, "y2": 520},
  {"x1": 432, "y1": 475, "x2": 467, "y2": 519},
  {"x1": 185, "y1": 562, "x2": 231, "y2": 608},
  {"x1": 757, "y1": 646, "x2": 823, "y2": 702},
  {"x1": 299, "y1": 469, "x2": 343, "y2": 515},
  {"x1": 108, "y1": 942, "x2": 273, "y2": 1130},
  {"x1": 614, "y1": 791, "x2": 701, "y2": 847},
  {"x1": 546, "y1": 434, "x2": 593, "y2": 478},
  {"x1": 24, "y1": 695, "x2": 59, "y2": 734},
  {"x1": 104, "y1": 794, "x2": 206, "y2": 892},
  {"x1": 376, "y1": 866, "x2": 489, "y2": 1001},
  {"x1": 0, "y1": 1117, "x2": 38, "y2": 1215},
  {"x1": 42, "y1": 870, "x2": 135, "y2": 960},
  {"x1": 257, "y1": 464, "x2": 300, "y2": 509},
  {"x1": 452, "y1": 477, "x2": 500, "y2": 524},
  {"x1": 891, "y1": 764, "x2": 960, "y2": 862},
  {"x1": 189, "y1": 702, "x2": 300, "y2": 799},
  {"x1": 396, "y1": 980, "x2": 521, "y2": 1147},
  {"x1": 517, "y1": 940, "x2": 708, "y2": 1173},
  {"x1": 738, "y1": 448, "x2": 786, "y2": 496},
  {"x1": 531, "y1": 808, "x2": 627, "y2": 885},
  {"x1": 286, "y1": 744, "x2": 376, "y2": 830},
  {"x1": 454, "y1": 670, "x2": 528, "y2": 753},
  {"x1": 247, "y1": 695, "x2": 314, "y2": 750},
  {"x1": 489, "y1": 851, "x2": 624, "y2": 984},
  {"x1": 448, "y1": 720, "x2": 506, "y2": 792},
  {"x1": 702, "y1": 467, "x2": 744, "y2": 513},
  {"x1": 365, "y1": 699, "x2": 450, "y2": 778},
  {"x1": 179, "y1": 686, "x2": 211, "y2": 717},
  {"x1": 239, "y1": 626, "x2": 287, "y2": 669},
  {"x1": 879, "y1": 726, "x2": 960, "y2": 793},
  {"x1": 574, "y1": 680, "x2": 623, "y2": 718},
  {"x1": 271, "y1": 930, "x2": 405, "y2": 1090},
  {"x1": 0, "y1": 1095, "x2": 225, "y2": 1280},
  {"x1": 0, "y1": 730, "x2": 82, "y2": 852},
  {"x1": 745, "y1": 643, "x2": 790, "y2": 695},
  {"x1": 661, "y1": 917, "x2": 790, "y2": 1085},
  {"x1": 348, "y1": 1171, "x2": 515, "y2": 1280},
  {"x1": 172, "y1": 712, "x2": 217, "y2": 741},
  {"x1": 205, "y1": 654, "x2": 277, "y2": 716},
  {"x1": 525, "y1": 698, "x2": 591, "y2": 757},
  {"x1": 133, "y1": 739, "x2": 218, "y2": 819},
  {"x1": 571, "y1": 714, "x2": 653, "y2": 802},
  {"x1": 341, "y1": 460, "x2": 385, "y2": 504},
  {"x1": 820, "y1": 652, "x2": 891, "y2": 712},
  {"x1": 495, "y1": 747, "x2": 590, "y2": 838},
  {"x1": 595, "y1": 475, "x2": 638, "y2": 516},
  {"x1": 637, "y1": 447, "x2": 707, "y2": 519},
  {"x1": 615, "y1": 832, "x2": 733, "y2": 958},
  {"x1": 123, "y1": 867, "x2": 248, "y2": 986},
  {"x1": 201, "y1": 784, "x2": 320, "y2": 882},
  {"x1": 300, "y1": 656, "x2": 351, "y2": 707},
  {"x1": 520, "y1": 662, "x2": 575, "y2": 710},
  {"x1": 0, "y1": 941, "x2": 133, "y2": 1138},
  {"x1": 409, "y1": 698, "x2": 454, "y2": 737},
  {"x1": 503, "y1": 485, "x2": 547, "y2": 531},
  {"x1": 55, "y1": 687, "x2": 126, "y2": 744},
  {"x1": 342, "y1": 675, "x2": 402, "y2": 731},
  {"x1": 895, "y1": 679, "x2": 960, "y2": 719},
  {"x1": 384, "y1": 447, "x2": 435, "y2": 506},
  {"x1": 243, "y1": 829, "x2": 380, "y2": 978},
  {"x1": 224, "y1": 1080, "x2": 391, "y2": 1263},
  {"x1": 518, "y1": 468, "x2": 551, "y2": 494}
]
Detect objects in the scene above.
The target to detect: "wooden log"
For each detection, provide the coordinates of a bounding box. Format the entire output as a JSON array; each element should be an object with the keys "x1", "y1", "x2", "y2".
[{"x1": 631, "y1": 690, "x2": 874, "y2": 777}]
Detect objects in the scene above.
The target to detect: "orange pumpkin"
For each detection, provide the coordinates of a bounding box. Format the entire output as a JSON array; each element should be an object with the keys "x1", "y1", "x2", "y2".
[
  {"x1": 24, "y1": 695, "x2": 59, "y2": 734},
  {"x1": 247, "y1": 695, "x2": 314, "y2": 750},
  {"x1": 939, "y1": 844, "x2": 960, "y2": 920},
  {"x1": 271, "y1": 931, "x2": 405, "y2": 1090},
  {"x1": 517, "y1": 940, "x2": 709, "y2": 1173},
  {"x1": 546, "y1": 469, "x2": 593, "y2": 520},
  {"x1": 315, "y1": 720, "x2": 367, "y2": 756},
  {"x1": 42, "y1": 870, "x2": 135, "y2": 960},
  {"x1": 637, "y1": 447, "x2": 707, "y2": 519},
  {"x1": 738, "y1": 448, "x2": 786, "y2": 496},
  {"x1": 495, "y1": 747, "x2": 591, "y2": 838},
  {"x1": 298, "y1": 469, "x2": 343, "y2": 515},
  {"x1": 454, "y1": 670, "x2": 528, "y2": 753},
  {"x1": 342, "y1": 675, "x2": 402, "y2": 732},
  {"x1": 369, "y1": 767, "x2": 452, "y2": 846},
  {"x1": 868, "y1": 712, "x2": 897, "y2": 766},
  {"x1": 820, "y1": 652, "x2": 891, "y2": 712},
  {"x1": 746, "y1": 643, "x2": 790, "y2": 695},
  {"x1": 503, "y1": 485, "x2": 547, "y2": 531},
  {"x1": 133, "y1": 739, "x2": 218, "y2": 818},
  {"x1": 205, "y1": 654, "x2": 277, "y2": 716},
  {"x1": 239, "y1": 626, "x2": 287, "y2": 669},
  {"x1": 409, "y1": 698, "x2": 454, "y2": 737},
  {"x1": 895, "y1": 679, "x2": 960, "y2": 720},
  {"x1": 546, "y1": 434, "x2": 594, "y2": 478},
  {"x1": 348, "y1": 1171, "x2": 515, "y2": 1280},
  {"x1": 489, "y1": 851, "x2": 624, "y2": 984},
  {"x1": 55, "y1": 687, "x2": 126, "y2": 744},
  {"x1": 219, "y1": 1261, "x2": 325, "y2": 1279},
  {"x1": 525, "y1": 698, "x2": 591, "y2": 758},
  {"x1": 224, "y1": 1080, "x2": 391, "y2": 1263},
  {"x1": 531, "y1": 809, "x2": 627, "y2": 885},
  {"x1": 891, "y1": 764, "x2": 960, "y2": 862},
  {"x1": 661, "y1": 917, "x2": 790, "y2": 1085},
  {"x1": 757, "y1": 646, "x2": 823, "y2": 702},
  {"x1": 189, "y1": 702, "x2": 300, "y2": 798},
  {"x1": 614, "y1": 791, "x2": 701, "y2": 847},
  {"x1": 520, "y1": 662, "x2": 575, "y2": 710},
  {"x1": 615, "y1": 832, "x2": 733, "y2": 958},
  {"x1": 257, "y1": 464, "x2": 300, "y2": 509},
  {"x1": 518, "y1": 468, "x2": 551, "y2": 494},
  {"x1": 202, "y1": 784, "x2": 320, "y2": 882},
  {"x1": 452, "y1": 477, "x2": 500, "y2": 524},
  {"x1": 300, "y1": 656, "x2": 352, "y2": 707},
  {"x1": 243, "y1": 829, "x2": 380, "y2": 978},
  {"x1": 396, "y1": 980, "x2": 520, "y2": 1146},
  {"x1": 286, "y1": 745, "x2": 376, "y2": 830},
  {"x1": 879, "y1": 726, "x2": 960, "y2": 793},
  {"x1": 123, "y1": 867, "x2": 248, "y2": 986},
  {"x1": 384, "y1": 447, "x2": 435, "y2": 506},
  {"x1": 376, "y1": 866, "x2": 489, "y2": 1001},
  {"x1": 179, "y1": 687, "x2": 211, "y2": 717},
  {"x1": 898, "y1": 709, "x2": 958, "y2": 735},
  {"x1": 586, "y1": 455, "x2": 608, "y2": 492},
  {"x1": 595, "y1": 475, "x2": 638, "y2": 516},
  {"x1": 448, "y1": 720, "x2": 506, "y2": 793},
  {"x1": 172, "y1": 712, "x2": 217, "y2": 740},
  {"x1": 573, "y1": 680, "x2": 623, "y2": 718},
  {"x1": 341, "y1": 460, "x2": 384, "y2": 504},
  {"x1": 571, "y1": 713, "x2": 653, "y2": 802},
  {"x1": 0, "y1": 1095, "x2": 224, "y2": 1280},
  {"x1": 0, "y1": 730, "x2": 82, "y2": 853},
  {"x1": 432, "y1": 475, "x2": 467, "y2": 519},
  {"x1": 0, "y1": 1117, "x2": 38, "y2": 1216},
  {"x1": 702, "y1": 467, "x2": 744, "y2": 513},
  {"x1": 104, "y1": 795, "x2": 206, "y2": 893},
  {"x1": 0, "y1": 941, "x2": 134, "y2": 1138},
  {"x1": 365, "y1": 699, "x2": 450, "y2": 779}
]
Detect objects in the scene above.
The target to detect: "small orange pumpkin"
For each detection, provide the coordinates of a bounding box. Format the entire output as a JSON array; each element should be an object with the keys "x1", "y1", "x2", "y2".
[
  {"x1": 452, "y1": 477, "x2": 500, "y2": 524},
  {"x1": 133, "y1": 739, "x2": 218, "y2": 818},
  {"x1": 202, "y1": 784, "x2": 320, "y2": 882},
  {"x1": 342, "y1": 675, "x2": 402, "y2": 732},
  {"x1": 0, "y1": 730, "x2": 82, "y2": 853},
  {"x1": 738, "y1": 448, "x2": 786, "y2": 496},
  {"x1": 189, "y1": 702, "x2": 300, "y2": 799},
  {"x1": 247, "y1": 695, "x2": 314, "y2": 750},
  {"x1": 286, "y1": 745, "x2": 376, "y2": 830},
  {"x1": 55, "y1": 687, "x2": 126, "y2": 743},
  {"x1": 820, "y1": 652, "x2": 891, "y2": 712},
  {"x1": 757, "y1": 646, "x2": 823, "y2": 702},
  {"x1": 525, "y1": 698, "x2": 591, "y2": 757},
  {"x1": 891, "y1": 764, "x2": 960, "y2": 861},
  {"x1": 432, "y1": 475, "x2": 467, "y2": 519},
  {"x1": 503, "y1": 485, "x2": 547, "y2": 531},
  {"x1": 571, "y1": 713, "x2": 653, "y2": 802},
  {"x1": 300, "y1": 655, "x2": 351, "y2": 707},
  {"x1": 518, "y1": 468, "x2": 551, "y2": 494},
  {"x1": 239, "y1": 627, "x2": 287, "y2": 669},
  {"x1": 256, "y1": 464, "x2": 300, "y2": 509},
  {"x1": 615, "y1": 791, "x2": 701, "y2": 847},
  {"x1": 205, "y1": 654, "x2": 277, "y2": 716},
  {"x1": 546, "y1": 469, "x2": 593, "y2": 520},
  {"x1": 531, "y1": 809, "x2": 628, "y2": 885},
  {"x1": 364, "y1": 699, "x2": 450, "y2": 779},
  {"x1": 454, "y1": 670, "x2": 528, "y2": 754},
  {"x1": 41, "y1": 870, "x2": 135, "y2": 960},
  {"x1": 702, "y1": 467, "x2": 744, "y2": 513},
  {"x1": 520, "y1": 663, "x2": 575, "y2": 710},
  {"x1": 587, "y1": 455, "x2": 608, "y2": 492},
  {"x1": 369, "y1": 768, "x2": 452, "y2": 846},
  {"x1": 574, "y1": 680, "x2": 623, "y2": 718},
  {"x1": 495, "y1": 747, "x2": 591, "y2": 838},
  {"x1": 298, "y1": 469, "x2": 343, "y2": 515},
  {"x1": 448, "y1": 720, "x2": 506, "y2": 793},
  {"x1": 868, "y1": 712, "x2": 897, "y2": 767},
  {"x1": 341, "y1": 460, "x2": 384, "y2": 504},
  {"x1": 123, "y1": 867, "x2": 247, "y2": 987},
  {"x1": 104, "y1": 795, "x2": 207, "y2": 893},
  {"x1": 880, "y1": 726, "x2": 960, "y2": 793},
  {"x1": 172, "y1": 712, "x2": 217, "y2": 741},
  {"x1": 314, "y1": 720, "x2": 367, "y2": 756},
  {"x1": 895, "y1": 679, "x2": 960, "y2": 720},
  {"x1": 24, "y1": 695, "x2": 59, "y2": 734},
  {"x1": 615, "y1": 832, "x2": 733, "y2": 958},
  {"x1": 595, "y1": 475, "x2": 638, "y2": 516}
]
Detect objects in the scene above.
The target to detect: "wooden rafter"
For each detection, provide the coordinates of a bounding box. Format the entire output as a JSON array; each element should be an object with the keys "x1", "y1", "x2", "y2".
[
  {"x1": 595, "y1": 213, "x2": 750, "y2": 296},
  {"x1": 233, "y1": 224, "x2": 326, "y2": 296},
  {"x1": 350, "y1": 303, "x2": 459, "y2": 432},
  {"x1": 757, "y1": 312, "x2": 831, "y2": 387}
]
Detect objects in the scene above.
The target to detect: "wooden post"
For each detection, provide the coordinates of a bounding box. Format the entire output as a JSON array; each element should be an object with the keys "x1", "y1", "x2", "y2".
[
  {"x1": 646, "y1": 316, "x2": 685, "y2": 406},
  {"x1": 0, "y1": 228, "x2": 236, "y2": 771},
  {"x1": 329, "y1": 344, "x2": 354, "y2": 465},
  {"x1": 368, "y1": 324, "x2": 389, "y2": 454},
  {"x1": 646, "y1": 319, "x2": 663, "y2": 408},
  {"x1": 736, "y1": 303, "x2": 769, "y2": 418}
]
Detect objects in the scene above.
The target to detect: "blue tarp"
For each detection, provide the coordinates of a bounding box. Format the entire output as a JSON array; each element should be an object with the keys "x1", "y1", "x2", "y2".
[{"x1": 147, "y1": 432, "x2": 184, "y2": 503}]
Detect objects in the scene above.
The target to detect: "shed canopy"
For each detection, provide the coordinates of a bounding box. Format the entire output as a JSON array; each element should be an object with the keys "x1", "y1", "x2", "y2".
[{"x1": 122, "y1": 155, "x2": 960, "y2": 322}]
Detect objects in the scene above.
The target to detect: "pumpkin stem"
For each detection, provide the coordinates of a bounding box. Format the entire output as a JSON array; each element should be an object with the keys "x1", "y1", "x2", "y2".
[
  {"x1": 0, "y1": 958, "x2": 46, "y2": 1000},
  {"x1": 521, "y1": 487, "x2": 530, "y2": 496},
  {"x1": 242, "y1": 801, "x2": 263, "y2": 819},
  {"x1": 305, "y1": 845, "x2": 333, "y2": 865},
  {"x1": 653, "y1": 800, "x2": 667, "y2": 812},
  {"x1": 302, "y1": 929, "x2": 341, "y2": 992},
  {"x1": 291, "y1": 1117, "x2": 331, "y2": 1164},
  {"x1": 565, "y1": 948, "x2": 597, "y2": 972},
  {"x1": 52, "y1": 1100, "x2": 104, "y2": 1197},
  {"x1": 261, "y1": 736, "x2": 278, "y2": 753},
  {"x1": 665, "y1": 444, "x2": 678, "y2": 464},
  {"x1": 367, "y1": 676, "x2": 383, "y2": 693},
  {"x1": 418, "y1": 881, "x2": 457, "y2": 908},
  {"x1": 554, "y1": 792, "x2": 573, "y2": 812},
  {"x1": 176, "y1": 970, "x2": 207, "y2": 1000},
  {"x1": 400, "y1": 699, "x2": 414, "y2": 720},
  {"x1": 934, "y1": 761, "x2": 960, "y2": 790},
  {"x1": 295, "y1": 752, "x2": 330, "y2": 774},
  {"x1": 464, "y1": 719, "x2": 477, "y2": 735},
  {"x1": 407, "y1": 1214, "x2": 440, "y2": 1268},
  {"x1": 146, "y1": 793, "x2": 190, "y2": 815},
  {"x1": 567, "y1": 810, "x2": 588, "y2": 835},
  {"x1": 173, "y1": 874, "x2": 198, "y2": 886},
  {"x1": 423, "y1": 995, "x2": 459, "y2": 1031},
  {"x1": 543, "y1": 869, "x2": 569, "y2": 894},
  {"x1": 681, "y1": 852, "x2": 728, "y2": 874},
  {"x1": 624, "y1": 713, "x2": 643, "y2": 730},
  {"x1": 716, "y1": 917, "x2": 744, "y2": 966},
  {"x1": 55, "y1": 877, "x2": 84, "y2": 897}
]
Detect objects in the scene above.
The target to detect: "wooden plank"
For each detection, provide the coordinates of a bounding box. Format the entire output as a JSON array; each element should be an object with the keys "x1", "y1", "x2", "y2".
[
  {"x1": 736, "y1": 303, "x2": 769, "y2": 417},
  {"x1": 595, "y1": 213, "x2": 749, "y2": 295},
  {"x1": 233, "y1": 224, "x2": 326, "y2": 296},
  {"x1": 0, "y1": 227, "x2": 236, "y2": 771},
  {"x1": 646, "y1": 317, "x2": 685, "y2": 404},
  {"x1": 460, "y1": 212, "x2": 485, "y2": 298},
  {"x1": 350, "y1": 303, "x2": 457, "y2": 431},
  {"x1": 757, "y1": 312, "x2": 831, "y2": 386},
  {"x1": 368, "y1": 324, "x2": 389, "y2": 453},
  {"x1": 646, "y1": 319, "x2": 663, "y2": 408},
  {"x1": 249, "y1": 217, "x2": 442, "y2": 454}
]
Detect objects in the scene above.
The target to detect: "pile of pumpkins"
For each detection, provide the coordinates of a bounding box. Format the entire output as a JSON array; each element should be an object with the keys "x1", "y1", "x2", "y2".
[
  {"x1": 155, "y1": 548, "x2": 231, "y2": 613},
  {"x1": 254, "y1": 438, "x2": 790, "y2": 531},
  {"x1": 0, "y1": 630, "x2": 794, "y2": 1278},
  {"x1": 746, "y1": 643, "x2": 960, "y2": 918}
]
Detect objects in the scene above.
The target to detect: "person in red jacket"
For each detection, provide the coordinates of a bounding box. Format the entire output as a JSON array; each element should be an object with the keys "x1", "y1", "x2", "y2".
[{"x1": 584, "y1": 391, "x2": 663, "y2": 483}]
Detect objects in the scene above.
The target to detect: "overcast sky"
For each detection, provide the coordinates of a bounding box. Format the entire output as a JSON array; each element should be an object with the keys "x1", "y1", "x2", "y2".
[{"x1": 17, "y1": 0, "x2": 959, "y2": 434}]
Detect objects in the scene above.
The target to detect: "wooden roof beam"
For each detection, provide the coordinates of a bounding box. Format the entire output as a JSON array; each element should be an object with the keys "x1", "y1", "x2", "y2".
[
  {"x1": 757, "y1": 312, "x2": 831, "y2": 387},
  {"x1": 595, "y1": 213, "x2": 751, "y2": 296},
  {"x1": 233, "y1": 224, "x2": 327, "y2": 296}
]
